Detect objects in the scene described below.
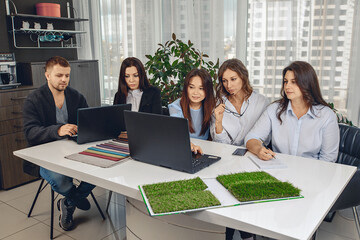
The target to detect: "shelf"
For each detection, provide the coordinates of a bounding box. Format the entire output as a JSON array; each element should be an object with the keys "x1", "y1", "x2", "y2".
[
  {"x1": 9, "y1": 14, "x2": 88, "y2": 22},
  {"x1": 14, "y1": 29, "x2": 86, "y2": 34},
  {"x1": 8, "y1": 14, "x2": 88, "y2": 49}
]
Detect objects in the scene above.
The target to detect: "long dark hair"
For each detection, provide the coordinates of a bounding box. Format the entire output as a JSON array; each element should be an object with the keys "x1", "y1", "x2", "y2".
[
  {"x1": 180, "y1": 69, "x2": 215, "y2": 135},
  {"x1": 114, "y1": 57, "x2": 150, "y2": 104},
  {"x1": 215, "y1": 59, "x2": 253, "y2": 103},
  {"x1": 276, "y1": 61, "x2": 329, "y2": 124}
]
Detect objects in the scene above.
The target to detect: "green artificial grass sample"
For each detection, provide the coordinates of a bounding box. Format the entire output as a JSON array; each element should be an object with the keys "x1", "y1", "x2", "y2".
[
  {"x1": 142, "y1": 177, "x2": 220, "y2": 214},
  {"x1": 217, "y1": 171, "x2": 279, "y2": 188},
  {"x1": 149, "y1": 190, "x2": 221, "y2": 213},
  {"x1": 229, "y1": 181, "x2": 301, "y2": 202},
  {"x1": 216, "y1": 171, "x2": 301, "y2": 202},
  {"x1": 143, "y1": 177, "x2": 207, "y2": 198}
]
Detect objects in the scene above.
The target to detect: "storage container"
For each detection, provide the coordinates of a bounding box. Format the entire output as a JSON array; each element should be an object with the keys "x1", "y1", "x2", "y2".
[{"x1": 36, "y1": 3, "x2": 61, "y2": 17}]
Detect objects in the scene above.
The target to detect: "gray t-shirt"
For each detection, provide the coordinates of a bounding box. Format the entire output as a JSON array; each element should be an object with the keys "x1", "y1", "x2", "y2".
[{"x1": 56, "y1": 97, "x2": 68, "y2": 124}]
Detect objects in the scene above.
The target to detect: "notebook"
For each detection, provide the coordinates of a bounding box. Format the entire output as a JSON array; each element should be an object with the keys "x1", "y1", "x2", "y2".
[
  {"x1": 71, "y1": 104, "x2": 131, "y2": 144},
  {"x1": 124, "y1": 111, "x2": 221, "y2": 174}
]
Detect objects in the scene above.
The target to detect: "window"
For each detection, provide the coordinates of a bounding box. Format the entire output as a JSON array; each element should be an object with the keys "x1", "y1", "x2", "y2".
[
  {"x1": 96, "y1": 0, "x2": 356, "y2": 117},
  {"x1": 275, "y1": 78, "x2": 282, "y2": 85},
  {"x1": 326, "y1": 9, "x2": 334, "y2": 15}
]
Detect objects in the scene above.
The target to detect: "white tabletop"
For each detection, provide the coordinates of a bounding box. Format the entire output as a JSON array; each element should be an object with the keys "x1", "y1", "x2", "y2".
[{"x1": 14, "y1": 138, "x2": 356, "y2": 240}]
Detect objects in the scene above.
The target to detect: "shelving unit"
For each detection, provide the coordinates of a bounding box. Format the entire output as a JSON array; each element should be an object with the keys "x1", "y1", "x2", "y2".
[{"x1": 8, "y1": 14, "x2": 89, "y2": 49}]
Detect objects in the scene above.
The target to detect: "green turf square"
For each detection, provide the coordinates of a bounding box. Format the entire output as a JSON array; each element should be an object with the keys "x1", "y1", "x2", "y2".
[
  {"x1": 142, "y1": 177, "x2": 220, "y2": 214},
  {"x1": 228, "y1": 181, "x2": 301, "y2": 202},
  {"x1": 148, "y1": 190, "x2": 221, "y2": 213},
  {"x1": 216, "y1": 171, "x2": 301, "y2": 202}
]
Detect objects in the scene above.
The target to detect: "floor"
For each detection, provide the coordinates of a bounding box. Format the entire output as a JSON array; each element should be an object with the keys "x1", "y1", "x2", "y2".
[{"x1": 0, "y1": 180, "x2": 359, "y2": 240}]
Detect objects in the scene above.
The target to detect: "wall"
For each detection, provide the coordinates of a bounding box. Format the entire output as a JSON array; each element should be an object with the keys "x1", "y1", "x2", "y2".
[{"x1": 0, "y1": 0, "x2": 77, "y2": 62}]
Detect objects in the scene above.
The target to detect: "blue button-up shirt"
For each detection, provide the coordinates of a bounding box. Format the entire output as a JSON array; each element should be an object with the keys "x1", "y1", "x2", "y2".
[{"x1": 245, "y1": 102, "x2": 340, "y2": 162}]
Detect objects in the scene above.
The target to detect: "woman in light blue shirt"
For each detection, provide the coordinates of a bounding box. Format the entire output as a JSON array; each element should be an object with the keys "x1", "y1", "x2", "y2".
[
  {"x1": 245, "y1": 61, "x2": 339, "y2": 162},
  {"x1": 168, "y1": 68, "x2": 215, "y2": 152}
]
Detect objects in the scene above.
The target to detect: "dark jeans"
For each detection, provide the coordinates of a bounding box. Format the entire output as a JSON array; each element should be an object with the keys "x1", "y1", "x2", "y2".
[
  {"x1": 40, "y1": 167, "x2": 95, "y2": 206},
  {"x1": 226, "y1": 227, "x2": 253, "y2": 240}
]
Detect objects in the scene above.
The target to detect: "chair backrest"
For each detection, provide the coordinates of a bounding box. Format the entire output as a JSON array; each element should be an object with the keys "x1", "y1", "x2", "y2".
[
  {"x1": 330, "y1": 123, "x2": 360, "y2": 211},
  {"x1": 337, "y1": 124, "x2": 360, "y2": 165}
]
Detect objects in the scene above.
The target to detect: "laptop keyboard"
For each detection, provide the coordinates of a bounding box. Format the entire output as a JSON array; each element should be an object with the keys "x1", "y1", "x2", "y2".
[{"x1": 192, "y1": 153, "x2": 207, "y2": 167}]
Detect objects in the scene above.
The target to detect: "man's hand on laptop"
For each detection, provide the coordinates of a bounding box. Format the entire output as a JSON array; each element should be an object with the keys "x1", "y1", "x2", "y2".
[
  {"x1": 190, "y1": 142, "x2": 203, "y2": 155},
  {"x1": 58, "y1": 124, "x2": 78, "y2": 137}
]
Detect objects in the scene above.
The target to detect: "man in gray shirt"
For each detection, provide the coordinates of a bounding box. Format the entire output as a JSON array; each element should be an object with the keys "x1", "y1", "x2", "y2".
[{"x1": 23, "y1": 56, "x2": 94, "y2": 231}]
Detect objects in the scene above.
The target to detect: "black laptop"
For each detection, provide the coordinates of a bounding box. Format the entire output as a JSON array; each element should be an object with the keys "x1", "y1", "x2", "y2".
[
  {"x1": 72, "y1": 104, "x2": 131, "y2": 144},
  {"x1": 124, "y1": 111, "x2": 221, "y2": 173}
]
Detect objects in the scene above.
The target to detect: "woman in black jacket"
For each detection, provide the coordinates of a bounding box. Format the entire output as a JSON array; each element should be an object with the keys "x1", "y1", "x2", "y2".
[{"x1": 113, "y1": 57, "x2": 162, "y2": 114}]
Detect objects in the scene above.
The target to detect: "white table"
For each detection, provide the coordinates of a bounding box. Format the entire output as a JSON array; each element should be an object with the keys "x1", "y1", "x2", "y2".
[{"x1": 14, "y1": 138, "x2": 356, "y2": 240}]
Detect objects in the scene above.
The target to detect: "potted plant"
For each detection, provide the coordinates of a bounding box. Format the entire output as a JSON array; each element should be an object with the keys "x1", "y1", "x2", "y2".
[
  {"x1": 145, "y1": 33, "x2": 219, "y2": 108},
  {"x1": 328, "y1": 102, "x2": 353, "y2": 126}
]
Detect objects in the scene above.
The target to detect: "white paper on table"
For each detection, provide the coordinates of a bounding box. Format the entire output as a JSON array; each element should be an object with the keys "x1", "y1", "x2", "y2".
[{"x1": 248, "y1": 154, "x2": 287, "y2": 169}]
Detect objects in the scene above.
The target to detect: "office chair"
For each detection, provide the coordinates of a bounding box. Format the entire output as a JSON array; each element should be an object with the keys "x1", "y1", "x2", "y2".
[
  {"x1": 24, "y1": 162, "x2": 106, "y2": 239},
  {"x1": 318, "y1": 124, "x2": 360, "y2": 239}
]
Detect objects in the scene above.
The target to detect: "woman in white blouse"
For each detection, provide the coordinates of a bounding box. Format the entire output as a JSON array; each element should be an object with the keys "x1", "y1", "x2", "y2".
[
  {"x1": 245, "y1": 61, "x2": 339, "y2": 162},
  {"x1": 113, "y1": 57, "x2": 162, "y2": 114},
  {"x1": 211, "y1": 58, "x2": 269, "y2": 146},
  {"x1": 212, "y1": 59, "x2": 269, "y2": 240}
]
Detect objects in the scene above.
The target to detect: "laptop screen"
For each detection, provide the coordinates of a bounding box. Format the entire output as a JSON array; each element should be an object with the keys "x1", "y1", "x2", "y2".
[
  {"x1": 76, "y1": 104, "x2": 131, "y2": 144},
  {"x1": 124, "y1": 111, "x2": 194, "y2": 172}
]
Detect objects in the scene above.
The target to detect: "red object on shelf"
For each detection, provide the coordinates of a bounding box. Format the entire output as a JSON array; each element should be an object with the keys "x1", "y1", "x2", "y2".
[{"x1": 35, "y1": 3, "x2": 61, "y2": 17}]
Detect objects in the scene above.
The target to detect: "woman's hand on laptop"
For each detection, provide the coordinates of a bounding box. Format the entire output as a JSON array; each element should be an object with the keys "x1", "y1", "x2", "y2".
[
  {"x1": 190, "y1": 142, "x2": 203, "y2": 155},
  {"x1": 58, "y1": 124, "x2": 78, "y2": 137}
]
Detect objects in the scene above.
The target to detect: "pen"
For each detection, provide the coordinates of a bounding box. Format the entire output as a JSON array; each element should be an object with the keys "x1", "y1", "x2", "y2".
[{"x1": 259, "y1": 138, "x2": 276, "y2": 159}]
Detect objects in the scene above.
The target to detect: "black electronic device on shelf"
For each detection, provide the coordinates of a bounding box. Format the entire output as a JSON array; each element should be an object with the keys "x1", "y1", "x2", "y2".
[{"x1": 0, "y1": 53, "x2": 20, "y2": 90}]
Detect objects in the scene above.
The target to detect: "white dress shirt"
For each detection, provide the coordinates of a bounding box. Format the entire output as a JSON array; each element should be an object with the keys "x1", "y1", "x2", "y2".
[
  {"x1": 244, "y1": 102, "x2": 340, "y2": 162},
  {"x1": 210, "y1": 91, "x2": 269, "y2": 146},
  {"x1": 126, "y1": 89, "x2": 143, "y2": 112}
]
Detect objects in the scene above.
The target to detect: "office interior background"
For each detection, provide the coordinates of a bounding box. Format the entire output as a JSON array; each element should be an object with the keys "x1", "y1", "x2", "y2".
[{"x1": 74, "y1": 0, "x2": 360, "y2": 127}]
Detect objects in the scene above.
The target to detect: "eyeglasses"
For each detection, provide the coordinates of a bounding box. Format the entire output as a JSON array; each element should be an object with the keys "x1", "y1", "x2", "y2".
[{"x1": 223, "y1": 100, "x2": 249, "y2": 117}]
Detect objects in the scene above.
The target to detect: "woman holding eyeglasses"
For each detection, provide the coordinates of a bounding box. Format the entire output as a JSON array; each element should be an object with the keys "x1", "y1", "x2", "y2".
[
  {"x1": 245, "y1": 61, "x2": 339, "y2": 162},
  {"x1": 211, "y1": 59, "x2": 269, "y2": 147},
  {"x1": 169, "y1": 68, "x2": 215, "y2": 154}
]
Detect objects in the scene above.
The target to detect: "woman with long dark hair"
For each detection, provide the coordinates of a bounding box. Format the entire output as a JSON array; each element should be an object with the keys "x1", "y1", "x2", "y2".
[
  {"x1": 168, "y1": 68, "x2": 215, "y2": 153},
  {"x1": 245, "y1": 61, "x2": 339, "y2": 162},
  {"x1": 113, "y1": 57, "x2": 162, "y2": 114},
  {"x1": 211, "y1": 58, "x2": 269, "y2": 146},
  {"x1": 212, "y1": 59, "x2": 269, "y2": 240}
]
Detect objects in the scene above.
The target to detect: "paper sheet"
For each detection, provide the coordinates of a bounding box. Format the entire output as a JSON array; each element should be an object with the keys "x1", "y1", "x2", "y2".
[{"x1": 248, "y1": 155, "x2": 287, "y2": 169}]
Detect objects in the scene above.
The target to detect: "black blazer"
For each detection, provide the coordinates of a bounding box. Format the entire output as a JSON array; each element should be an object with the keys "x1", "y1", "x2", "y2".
[
  {"x1": 23, "y1": 84, "x2": 88, "y2": 176},
  {"x1": 113, "y1": 86, "x2": 162, "y2": 114}
]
